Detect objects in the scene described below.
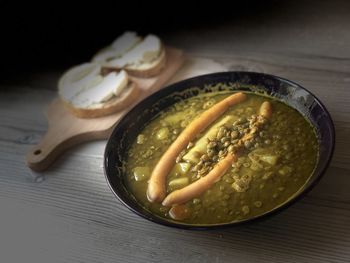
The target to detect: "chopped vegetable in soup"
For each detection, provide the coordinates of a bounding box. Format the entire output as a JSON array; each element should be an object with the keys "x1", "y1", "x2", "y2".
[{"x1": 125, "y1": 91, "x2": 318, "y2": 224}]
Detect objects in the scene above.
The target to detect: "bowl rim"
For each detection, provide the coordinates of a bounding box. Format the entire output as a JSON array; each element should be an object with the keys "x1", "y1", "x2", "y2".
[{"x1": 104, "y1": 71, "x2": 335, "y2": 229}]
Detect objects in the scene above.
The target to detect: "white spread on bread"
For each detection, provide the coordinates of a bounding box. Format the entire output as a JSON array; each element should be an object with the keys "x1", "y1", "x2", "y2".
[
  {"x1": 110, "y1": 32, "x2": 141, "y2": 52},
  {"x1": 59, "y1": 63, "x2": 129, "y2": 109},
  {"x1": 92, "y1": 31, "x2": 142, "y2": 63},
  {"x1": 58, "y1": 63, "x2": 101, "y2": 101},
  {"x1": 107, "y1": 35, "x2": 162, "y2": 68},
  {"x1": 72, "y1": 70, "x2": 129, "y2": 108}
]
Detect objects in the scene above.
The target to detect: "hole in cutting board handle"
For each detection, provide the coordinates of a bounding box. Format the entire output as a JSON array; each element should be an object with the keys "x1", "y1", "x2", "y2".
[{"x1": 34, "y1": 149, "x2": 42, "y2": 155}]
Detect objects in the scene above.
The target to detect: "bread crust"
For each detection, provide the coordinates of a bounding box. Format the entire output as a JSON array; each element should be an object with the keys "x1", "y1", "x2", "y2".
[
  {"x1": 60, "y1": 82, "x2": 140, "y2": 118},
  {"x1": 101, "y1": 48, "x2": 166, "y2": 78}
]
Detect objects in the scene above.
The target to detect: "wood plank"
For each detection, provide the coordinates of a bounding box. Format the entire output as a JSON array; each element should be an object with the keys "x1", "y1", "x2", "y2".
[
  {"x1": 162, "y1": 1, "x2": 350, "y2": 61},
  {"x1": 1, "y1": 145, "x2": 349, "y2": 262}
]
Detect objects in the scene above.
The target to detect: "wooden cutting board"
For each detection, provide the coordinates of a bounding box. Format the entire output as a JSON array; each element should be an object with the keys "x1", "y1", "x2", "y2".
[{"x1": 25, "y1": 49, "x2": 227, "y2": 172}]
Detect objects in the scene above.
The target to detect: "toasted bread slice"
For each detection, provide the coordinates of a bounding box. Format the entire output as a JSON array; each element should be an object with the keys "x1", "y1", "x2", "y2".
[
  {"x1": 95, "y1": 33, "x2": 166, "y2": 78},
  {"x1": 58, "y1": 63, "x2": 140, "y2": 118},
  {"x1": 61, "y1": 82, "x2": 140, "y2": 118},
  {"x1": 101, "y1": 48, "x2": 166, "y2": 78}
]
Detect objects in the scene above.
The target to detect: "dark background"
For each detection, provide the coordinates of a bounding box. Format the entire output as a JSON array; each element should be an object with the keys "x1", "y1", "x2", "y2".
[{"x1": 0, "y1": 1, "x2": 283, "y2": 82}]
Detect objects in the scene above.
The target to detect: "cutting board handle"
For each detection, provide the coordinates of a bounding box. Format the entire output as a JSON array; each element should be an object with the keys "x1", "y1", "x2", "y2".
[
  {"x1": 26, "y1": 129, "x2": 68, "y2": 172},
  {"x1": 26, "y1": 127, "x2": 109, "y2": 172}
]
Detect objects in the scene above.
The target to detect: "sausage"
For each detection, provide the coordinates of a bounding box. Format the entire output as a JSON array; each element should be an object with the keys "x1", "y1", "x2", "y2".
[
  {"x1": 162, "y1": 153, "x2": 237, "y2": 207},
  {"x1": 147, "y1": 92, "x2": 247, "y2": 203}
]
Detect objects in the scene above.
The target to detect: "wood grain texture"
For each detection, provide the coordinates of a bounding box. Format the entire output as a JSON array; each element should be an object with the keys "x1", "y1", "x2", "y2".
[{"x1": 1, "y1": 1, "x2": 350, "y2": 262}]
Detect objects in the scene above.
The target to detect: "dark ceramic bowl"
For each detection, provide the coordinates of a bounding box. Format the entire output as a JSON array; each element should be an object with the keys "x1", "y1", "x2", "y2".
[{"x1": 104, "y1": 72, "x2": 335, "y2": 229}]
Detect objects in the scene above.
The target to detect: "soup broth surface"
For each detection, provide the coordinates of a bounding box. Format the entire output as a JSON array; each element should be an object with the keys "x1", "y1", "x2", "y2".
[{"x1": 125, "y1": 91, "x2": 318, "y2": 224}]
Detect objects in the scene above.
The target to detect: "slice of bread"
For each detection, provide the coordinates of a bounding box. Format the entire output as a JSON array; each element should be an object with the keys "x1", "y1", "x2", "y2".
[
  {"x1": 61, "y1": 82, "x2": 140, "y2": 118},
  {"x1": 58, "y1": 63, "x2": 140, "y2": 118},
  {"x1": 101, "y1": 48, "x2": 166, "y2": 78},
  {"x1": 94, "y1": 33, "x2": 167, "y2": 78}
]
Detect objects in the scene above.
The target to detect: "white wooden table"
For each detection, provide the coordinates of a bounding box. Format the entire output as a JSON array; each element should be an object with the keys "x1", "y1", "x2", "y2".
[{"x1": 1, "y1": 1, "x2": 350, "y2": 262}]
